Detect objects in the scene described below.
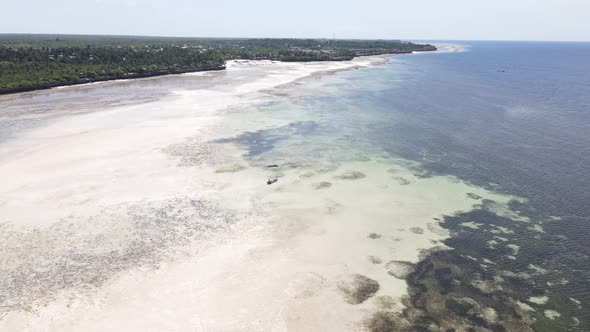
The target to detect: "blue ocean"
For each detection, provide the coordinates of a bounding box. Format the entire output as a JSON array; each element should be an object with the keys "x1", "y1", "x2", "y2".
[{"x1": 237, "y1": 41, "x2": 590, "y2": 330}]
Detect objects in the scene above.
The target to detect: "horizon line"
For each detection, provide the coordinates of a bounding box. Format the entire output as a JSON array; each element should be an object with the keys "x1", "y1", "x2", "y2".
[{"x1": 0, "y1": 32, "x2": 589, "y2": 43}]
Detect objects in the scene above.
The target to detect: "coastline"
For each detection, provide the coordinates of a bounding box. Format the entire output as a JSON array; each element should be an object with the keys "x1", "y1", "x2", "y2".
[
  {"x1": 0, "y1": 46, "x2": 512, "y2": 331},
  {"x1": 0, "y1": 51, "x2": 431, "y2": 98}
]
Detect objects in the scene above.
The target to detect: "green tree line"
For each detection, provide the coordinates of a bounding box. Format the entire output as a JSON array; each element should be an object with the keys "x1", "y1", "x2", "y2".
[{"x1": 0, "y1": 34, "x2": 436, "y2": 94}]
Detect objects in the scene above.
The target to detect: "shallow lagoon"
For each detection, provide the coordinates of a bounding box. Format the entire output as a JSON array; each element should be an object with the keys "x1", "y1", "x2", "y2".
[{"x1": 0, "y1": 42, "x2": 589, "y2": 330}]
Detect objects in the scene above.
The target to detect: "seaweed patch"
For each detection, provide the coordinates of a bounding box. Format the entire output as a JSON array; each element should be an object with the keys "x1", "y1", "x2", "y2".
[
  {"x1": 365, "y1": 201, "x2": 589, "y2": 331},
  {"x1": 0, "y1": 196, "x2": 252, "y2": 315},
  {"x1": 338, "y1": 274, "x2": 380, "y2": 305}
]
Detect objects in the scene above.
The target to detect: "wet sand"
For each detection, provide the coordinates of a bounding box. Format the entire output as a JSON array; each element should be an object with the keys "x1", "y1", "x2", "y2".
[{"x1": 0, "y1": 53, "x2": 514, "y2": 331}]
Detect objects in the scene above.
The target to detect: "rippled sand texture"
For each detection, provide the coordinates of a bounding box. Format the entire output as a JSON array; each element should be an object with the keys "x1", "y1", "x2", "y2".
[{"x1": 0, "y1": 56, "x2": 516, "y2": 331}]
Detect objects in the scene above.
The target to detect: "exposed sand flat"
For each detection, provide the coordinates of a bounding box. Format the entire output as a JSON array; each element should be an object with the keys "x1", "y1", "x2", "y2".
[
  {"x1": 0, "y1": 58, "x2": 376, "y2": 227},
  {"x1": 0, "y1": 51, "x2": 516, "y2": 331}
]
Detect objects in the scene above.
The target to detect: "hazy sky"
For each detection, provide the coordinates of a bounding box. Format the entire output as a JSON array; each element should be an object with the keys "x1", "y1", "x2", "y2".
[{"x1": 1, "y1": 0, "x2": 589, "y2": 41}]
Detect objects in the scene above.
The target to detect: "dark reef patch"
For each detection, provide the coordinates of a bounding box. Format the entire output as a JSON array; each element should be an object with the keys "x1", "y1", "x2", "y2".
[
  {"x1": 467, "y1": 192, "x2": 482, "y2": 200},
  {"x1": 365, "y1": 311, "x2": 410, "y2": 332},
  {"x1": 368, "y1": 256, "x2": 383, "y2": 264},
  {"x1": 312, "y1": 181, "x2": 332, "y2": 190},
  {"x1": 215, "y1": 121, "x2": 318, "y2": 157},
  {"x1": 366, "y1": 201, "x2": 589, "y2": 331},
  {"x1": 409, "y1": 227, "x2": 424, "y2": 235},
  {"x1": 338, "y1": 274, "x2": 380, "y2": 304}
]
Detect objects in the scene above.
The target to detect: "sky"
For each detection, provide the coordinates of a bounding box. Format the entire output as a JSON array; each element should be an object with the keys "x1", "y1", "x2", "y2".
[{"x1": 1, "y1": 0, "x2": 589, "y2": 41}]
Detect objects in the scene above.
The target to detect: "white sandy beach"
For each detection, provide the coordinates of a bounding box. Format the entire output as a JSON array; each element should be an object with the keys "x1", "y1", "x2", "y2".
[{"x1": 0, "y1": 52, "x2": 513, "y2": 331}]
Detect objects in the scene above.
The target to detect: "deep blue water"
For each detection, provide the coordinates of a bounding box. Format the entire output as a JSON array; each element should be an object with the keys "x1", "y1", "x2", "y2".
[
  {"x1": 342, "y1": 41, "x2": 590, "y2": 330},
  {"x1": 371, "y1": 42, "x2": 590, "y2": 218}
]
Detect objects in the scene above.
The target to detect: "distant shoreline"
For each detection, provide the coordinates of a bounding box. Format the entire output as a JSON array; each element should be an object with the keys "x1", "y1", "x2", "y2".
[
  {"x1": 0, "y1": 36, "x2": 437, "y2": 96},
  {"x1": 0, "y1": 51, "x2": 435, "y2": 97}
]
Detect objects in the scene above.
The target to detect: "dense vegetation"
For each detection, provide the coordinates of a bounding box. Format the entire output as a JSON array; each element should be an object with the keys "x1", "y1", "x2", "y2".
[{"x1": 0, "y1": 34, "x2": 436, "y2": 94}]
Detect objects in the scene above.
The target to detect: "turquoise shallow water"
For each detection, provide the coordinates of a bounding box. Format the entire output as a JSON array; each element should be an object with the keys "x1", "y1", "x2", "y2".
[{"x1": 216, "y1": 42, "x2": 590, "y2": 330}]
